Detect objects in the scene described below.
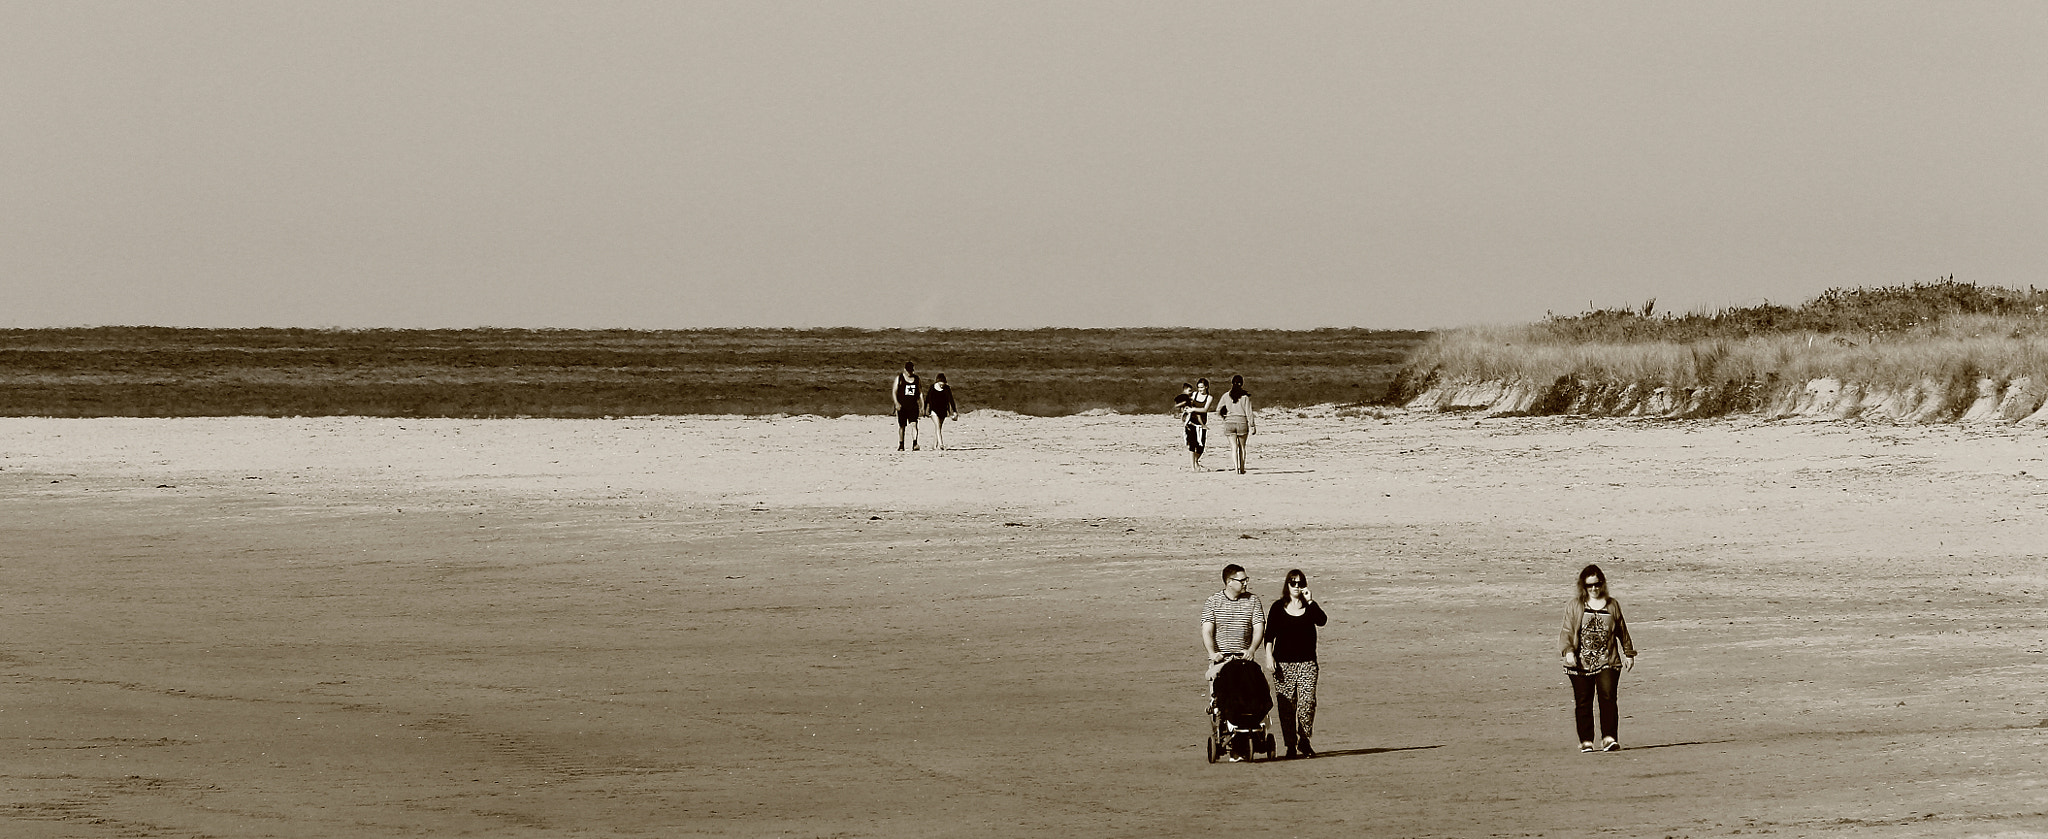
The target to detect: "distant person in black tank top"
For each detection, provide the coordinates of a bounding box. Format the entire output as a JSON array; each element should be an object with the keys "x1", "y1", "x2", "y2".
[
  {"x1": 1265, "y1": 568, "x2": 1328, "y2": 758},
  {"x1": 891, "y1": 361, "x2": 925, "y2": 451}
]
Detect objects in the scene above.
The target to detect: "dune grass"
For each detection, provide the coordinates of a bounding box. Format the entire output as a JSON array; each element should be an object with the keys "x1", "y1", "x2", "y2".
[{"x1": 1394, "y1": 280, "x2": 2048, "y2": 416}]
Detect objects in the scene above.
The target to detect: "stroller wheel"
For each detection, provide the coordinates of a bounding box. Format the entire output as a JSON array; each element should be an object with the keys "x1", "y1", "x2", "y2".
[{"x1": 1205, "y1": 733, "x2": 1219, "y2": 764}]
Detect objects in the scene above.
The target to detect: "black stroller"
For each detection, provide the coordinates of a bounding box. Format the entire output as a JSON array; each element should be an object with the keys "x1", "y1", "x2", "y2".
[{"x1": 1206, "y1": 656, "x2": 1277, "y2": 763}]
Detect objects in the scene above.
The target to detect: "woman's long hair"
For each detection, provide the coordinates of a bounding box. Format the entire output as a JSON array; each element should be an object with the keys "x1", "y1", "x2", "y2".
[
  {"x1": 1279, "y1": 568, "x2": 1308, "y2": 606},
  {"x1": 1575, "y1": 563, "x2": 1609, "y2": 605},
  {"x1": 1228, "y1": 374, "x2": 1248, "y2": 402}
]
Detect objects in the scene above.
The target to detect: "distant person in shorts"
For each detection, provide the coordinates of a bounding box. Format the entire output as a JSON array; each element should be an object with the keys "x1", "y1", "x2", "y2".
[
  {"x1": 926, "y1": 373, "x2": 957, "y2": 450},
  {"x1": 1561, "y1": 563, "x2": 1637, "y2": 753},
  {"x1": 1218, "y1": 374, "x2": 1256, "y2": 474},
  {"x1": 1203, "y1": 563, "x2": 1266, "y2": 681},
  {"x1": 892, "y1": 361, "x2": 925, "y2": 451},
  {"x1": 1184, "y1": 378, "x2": 1213, "y2": 471}
]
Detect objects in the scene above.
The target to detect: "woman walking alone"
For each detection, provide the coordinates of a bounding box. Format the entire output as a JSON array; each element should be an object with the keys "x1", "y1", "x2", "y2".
[
  {"x1": 1560, "y1": 564, "x2": 1636, "y2": 752},
  {"x1": 1265, "y1": 568, "x2": 1327, "y2": 758},
  {"x1": 1218, "y1": 375, "x2": 1256, "y2": 474}
]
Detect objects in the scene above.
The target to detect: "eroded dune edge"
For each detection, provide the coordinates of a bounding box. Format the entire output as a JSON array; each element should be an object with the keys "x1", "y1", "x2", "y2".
[{"x1": 1404, "y1": 374, "x2": 2048, "y2": 423}]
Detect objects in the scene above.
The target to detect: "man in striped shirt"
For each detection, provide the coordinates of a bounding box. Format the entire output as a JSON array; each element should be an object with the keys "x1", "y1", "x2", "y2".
[{"x1": 1203, "y1": 564, "x2": 1265, "y2": 679}]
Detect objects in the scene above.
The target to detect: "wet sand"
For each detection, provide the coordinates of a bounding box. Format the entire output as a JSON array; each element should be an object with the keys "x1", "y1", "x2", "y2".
[{"x1": 1, "y1": 412, "x2": 2044, "y2": 838}]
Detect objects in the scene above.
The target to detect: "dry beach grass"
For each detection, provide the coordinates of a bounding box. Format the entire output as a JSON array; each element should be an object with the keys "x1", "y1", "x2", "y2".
[
  {"x1": 1396, "y1": 281, "x2": 2048, "y2": 421},
  {"x1": 1, "y1": 411, "x2": 2044, "y2": 837}
]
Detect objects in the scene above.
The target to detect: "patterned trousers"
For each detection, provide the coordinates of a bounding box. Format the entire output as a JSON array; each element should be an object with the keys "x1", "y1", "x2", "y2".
[{"x1": 1274, "y1": 660, "x2": 1318, "y2": 748}]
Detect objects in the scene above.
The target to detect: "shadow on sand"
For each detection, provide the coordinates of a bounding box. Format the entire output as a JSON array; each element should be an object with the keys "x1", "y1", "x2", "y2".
[
  {"x1": 1290, "y1": 744, "x2": 1443, "y2": 760},
  {"x1": 1614, "y1": 739, "x2": 1734, "y2": 752}
]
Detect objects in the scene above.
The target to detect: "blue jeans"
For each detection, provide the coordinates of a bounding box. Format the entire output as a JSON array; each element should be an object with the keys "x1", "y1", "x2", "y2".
[{"x1": 1568, "y1": 668, "x2": 1620, "y2": 743}]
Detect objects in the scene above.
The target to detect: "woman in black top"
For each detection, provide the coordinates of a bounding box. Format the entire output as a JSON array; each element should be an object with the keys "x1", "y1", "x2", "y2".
[
  {"x1": 926, "y1": 373, "x2": 957, "y2": 450},
  {"x1": 1265, "y1": 568, "x2": 1328, "y2": 758}
]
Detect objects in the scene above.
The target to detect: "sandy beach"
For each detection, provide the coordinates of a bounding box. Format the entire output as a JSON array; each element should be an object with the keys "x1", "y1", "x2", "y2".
[{"x1": 2, "y1": 410, "x2": 2044, "y2": 838}]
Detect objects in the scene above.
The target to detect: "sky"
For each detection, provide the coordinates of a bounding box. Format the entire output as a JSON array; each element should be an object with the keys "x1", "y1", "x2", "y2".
[{"x1": 4, "y1": 2, "x2": 2045, "y2": 330}]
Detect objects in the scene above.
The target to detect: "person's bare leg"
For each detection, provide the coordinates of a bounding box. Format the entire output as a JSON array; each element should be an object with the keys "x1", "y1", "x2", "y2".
[
  {"x1": 934, "y1": 416, "x2": 946, "y2": 450},
  {"x1": 1235, "y1": 436, "x2": 1247, "y2": 473}
]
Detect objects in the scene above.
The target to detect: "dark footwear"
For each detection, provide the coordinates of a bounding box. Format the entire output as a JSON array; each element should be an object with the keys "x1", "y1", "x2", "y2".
[
  {"x1": 898, "y1": 443, "x2": 904, "y2": 451},
  {"x1": 1601, "y1": 738, "x2": 1620, "y2": 752},
  {"x1": 1299, "y1": 740, "x2": 1315, "y2": 758},
  {"x1": 912, "y1": 441, "x2": 919, "y2": 450},
  {"x1": 1284, "y1": 749, "x2": 1297, "y2": 759}
]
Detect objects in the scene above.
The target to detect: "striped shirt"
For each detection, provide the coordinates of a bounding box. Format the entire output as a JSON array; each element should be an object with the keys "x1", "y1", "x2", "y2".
[{"x1": 1203, "y1": 591, "x2": 1265, "y2": 655}]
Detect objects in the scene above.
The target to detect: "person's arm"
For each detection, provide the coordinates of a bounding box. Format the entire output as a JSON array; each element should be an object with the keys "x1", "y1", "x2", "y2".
[
  {"x1": 1613, "y1": 601, "x2": 1637, "y2": 670},
  {"x1": 1560, "y1": 604, "x2": 1579, "y2": 668},
  {"x1": 1247, "y1": 397, "x2": 1256, "y2": 433},
  {"x1": 1203, "y1": 620, "x2": 1222, "y2": 662},
  {"x1": 1306, "y1": 600, "x2": 1327, "y2": 626},
  {"x1": 1245, "y1": 600, "x2": 1267, "y2": 658},
  {"x1": 1253, "y1": 605, "x2": 1269, "y2": 658}
]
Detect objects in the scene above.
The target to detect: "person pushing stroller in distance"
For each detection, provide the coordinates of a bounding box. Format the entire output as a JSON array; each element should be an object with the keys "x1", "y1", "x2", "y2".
[{"x1": 1203, "y1": 564, "x2": 1277, "y2": 762}]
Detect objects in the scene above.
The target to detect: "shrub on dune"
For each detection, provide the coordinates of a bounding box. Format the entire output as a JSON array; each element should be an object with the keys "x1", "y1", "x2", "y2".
[{"x1": 1396, "y1": 279, "x2": 2048, "y2": 420}]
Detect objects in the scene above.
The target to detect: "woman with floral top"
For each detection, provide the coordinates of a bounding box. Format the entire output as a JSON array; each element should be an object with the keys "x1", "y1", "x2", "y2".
[{"x1": 1560, "y1": 564, "x2": 1636, "y2": 752}]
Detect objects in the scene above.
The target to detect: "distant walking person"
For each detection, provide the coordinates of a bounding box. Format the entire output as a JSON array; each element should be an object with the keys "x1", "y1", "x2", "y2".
[
  {"x1": 1218, "y1": 375, "x2": 1256, "y2": 474},
  {"x1": 1560, "y1": 564, "x2": 1636, "y2": 752},
  {"x1": 1183, "y1": 378, "x2": 1212, "y2": 471},
  {"x1": 1265, "y1": 568, "x2": 1327, "y2": 758},
  {"x1": 927, "y1": 373, "x2": 957, "y2": 450},
  {"x1": 892, "y1": 361, "x2": 925, "y2": 451}
]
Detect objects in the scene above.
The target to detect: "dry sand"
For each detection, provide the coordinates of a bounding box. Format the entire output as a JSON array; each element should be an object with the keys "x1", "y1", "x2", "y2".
[{"x1": 1, "y1": 410, "x2": 2044, "y2": 838}]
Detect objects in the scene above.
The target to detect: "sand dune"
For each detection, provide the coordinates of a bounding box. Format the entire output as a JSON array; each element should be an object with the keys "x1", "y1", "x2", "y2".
[{"x1": 1, "y1": 411, "x2": 2044, "y2": 837}]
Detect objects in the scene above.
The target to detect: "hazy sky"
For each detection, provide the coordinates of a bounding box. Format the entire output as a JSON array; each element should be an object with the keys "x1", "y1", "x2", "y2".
[{"x1": 5, "y1": 2, "x2": 2044, "y2": 330}]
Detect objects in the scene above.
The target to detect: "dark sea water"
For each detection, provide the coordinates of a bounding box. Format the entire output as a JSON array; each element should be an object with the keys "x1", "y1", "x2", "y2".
[{"x1": 0, "y1": 327, "x2": 1427, "y2": 417}]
